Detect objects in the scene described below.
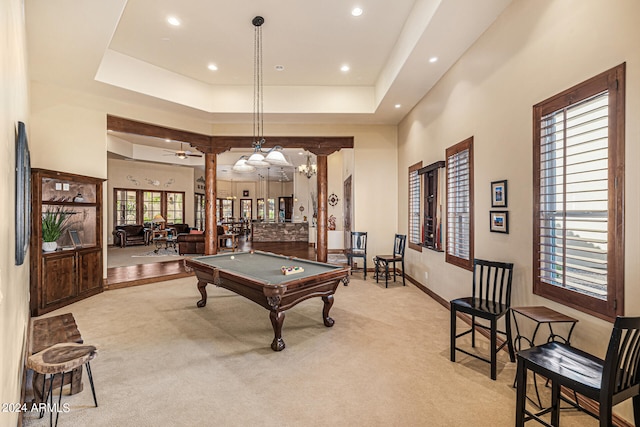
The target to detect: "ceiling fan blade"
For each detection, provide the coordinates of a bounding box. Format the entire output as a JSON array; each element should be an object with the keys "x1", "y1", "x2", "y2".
[{"x1": 187, "y1": 153, "x2": 203, "y2": 158}]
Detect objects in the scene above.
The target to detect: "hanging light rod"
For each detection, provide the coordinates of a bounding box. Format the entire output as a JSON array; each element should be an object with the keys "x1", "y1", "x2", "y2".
[{"x1": 233, "y1": 15, "x2": 290, "y2": 172}]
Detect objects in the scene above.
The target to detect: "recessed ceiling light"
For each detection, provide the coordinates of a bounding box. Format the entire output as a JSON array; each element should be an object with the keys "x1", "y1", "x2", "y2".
[
  {"x1": 341, "y1": 65, "x2": 350, "y2": 72},
  {"x1": 351, "y1": 7, "x2": 363, "y2": 17},
  {"x1": 167, "y1": 16, "x2": 180, "y2": 26},
  {"x1": 429, "y1": 57, "x2": 438, "y2": 63},
  {"x1": 395, "y1": 104, "x2": 401, "y2": 109},
  {"x1": 274, "y1": 65, "x2": 285, "y2": 71},
  {"x1": 208, "y1": 64, "x2": 218, "y2": 71}
]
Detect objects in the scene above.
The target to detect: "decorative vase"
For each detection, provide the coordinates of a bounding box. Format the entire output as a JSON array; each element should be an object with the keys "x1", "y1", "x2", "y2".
[{"x1": 42, "y1": 241, "x2": 57, "y2": 252}]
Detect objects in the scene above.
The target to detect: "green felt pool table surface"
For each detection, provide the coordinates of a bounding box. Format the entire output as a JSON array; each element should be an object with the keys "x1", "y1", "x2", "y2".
[{"x1": 188, "y1": 251, "x2": 343, "y2": 285}]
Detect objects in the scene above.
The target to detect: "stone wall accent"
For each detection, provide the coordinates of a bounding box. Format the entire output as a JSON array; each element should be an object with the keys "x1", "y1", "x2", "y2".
[{"x1": 252, "y1": 222, "x2": 309, "y2": 242}]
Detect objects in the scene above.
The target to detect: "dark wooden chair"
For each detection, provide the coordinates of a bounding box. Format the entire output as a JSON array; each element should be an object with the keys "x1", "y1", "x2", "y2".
[
  {"x1": 345, "y1": 232, "x2": 367, "y2": 278},
  {"x1": 515, "y1": 316, "x2": 640, "y2": 427},
  {"x1": 450, "y1": 258, "x2": 515, "y2": 380},
  {"x1": 373, "y1": 234, "x2": 406, "y2": 288}
]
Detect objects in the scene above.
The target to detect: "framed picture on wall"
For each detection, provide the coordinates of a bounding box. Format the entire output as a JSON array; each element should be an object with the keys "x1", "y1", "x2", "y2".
[
  {"x1": 243, "y1": 190, "x2": 249, "y2": 197},
  {"x1": 491, "y1": 180, "x2": 508, "y2": 208},
  {"x1": 490, "y1": 211, "x2": 509, "y2": 234}
]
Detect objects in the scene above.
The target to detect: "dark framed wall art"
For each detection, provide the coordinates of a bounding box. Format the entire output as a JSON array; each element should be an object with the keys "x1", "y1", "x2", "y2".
[
  {"x1": 15, "y1": 121, "x2": 31, "y2": 265},
  {"x1": 491, "y1": 180, "x2": 508, "y2": 208},
  {"x1": 489, "y1": 211, "x2": 509, "y2": 234}
]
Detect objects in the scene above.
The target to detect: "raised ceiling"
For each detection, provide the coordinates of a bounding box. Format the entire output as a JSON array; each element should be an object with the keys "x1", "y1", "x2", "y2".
[
  {"x1": 26, "y1": 0, "x2": 513, "y2": 177},
  {"x1": 26, "y1": 0, "x2": 513, "y2": 125}
]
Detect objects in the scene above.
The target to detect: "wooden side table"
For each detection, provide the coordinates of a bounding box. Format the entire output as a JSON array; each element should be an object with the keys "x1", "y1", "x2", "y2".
[
  {"x1": 30, "y1": 313, "x2": 84, "y2": 403},
  {"x1": 511, "y1": 306, "x2": 578, "y2": 408}
]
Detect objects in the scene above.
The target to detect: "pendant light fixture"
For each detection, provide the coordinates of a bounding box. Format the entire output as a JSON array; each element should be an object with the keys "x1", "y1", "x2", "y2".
[
  {"x1": 298, "y1": 154, "x2": 317, "y2": 179},
  {"x1": 233, "y1": 16, "x2": 289, "y2": 172}
]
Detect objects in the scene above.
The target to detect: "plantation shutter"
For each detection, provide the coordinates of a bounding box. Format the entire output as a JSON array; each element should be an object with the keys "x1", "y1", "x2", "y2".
[
  {"x1": 446, "y1": 137, "x2": 474, "y2": 270},
  {"x1": 408, "y1": 163, "x2": 422, "y2": 249},
  {"x1": 537, "y1": 91, "x2": 609, "y2": 299}
]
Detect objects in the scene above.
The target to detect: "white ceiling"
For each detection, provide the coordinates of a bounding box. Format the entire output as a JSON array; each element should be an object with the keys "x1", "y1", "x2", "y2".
[{"x1": 26, "y1": 0, "x2": 513, "y2": 177}]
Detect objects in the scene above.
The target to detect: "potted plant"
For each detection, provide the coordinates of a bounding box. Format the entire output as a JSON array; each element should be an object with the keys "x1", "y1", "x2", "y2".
[{"x1": 42, "y1": 207, "x2": 73, "y2": 252}]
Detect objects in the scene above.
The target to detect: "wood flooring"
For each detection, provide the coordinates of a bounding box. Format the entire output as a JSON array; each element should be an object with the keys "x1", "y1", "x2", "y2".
[{"x1": 106, "y1": 239, "x2": 317, "y2": 289}]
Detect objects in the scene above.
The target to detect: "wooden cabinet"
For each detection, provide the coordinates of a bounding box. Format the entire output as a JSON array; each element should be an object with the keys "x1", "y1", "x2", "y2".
[
  {"x1": 30, "y1": 169, "x2": 105, "y2": 316},
  {"x1": 418, "y1": 161, "x2": 445, "y2": 251}
]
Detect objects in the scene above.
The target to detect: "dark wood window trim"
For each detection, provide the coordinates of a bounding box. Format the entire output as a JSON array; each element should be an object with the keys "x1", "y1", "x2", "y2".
[
  {"x1": 113, "y1": 188, "x2": 186, "y2": 226},
  {"x1": 446, "y1": 137, "x2": 474, "y2": 271},
  {"x1": 533, "y1": 63, "x2": 625, "y2": 322},
  {"x1": 409, "y1": 161, "x2": 423, "y2": 252}
]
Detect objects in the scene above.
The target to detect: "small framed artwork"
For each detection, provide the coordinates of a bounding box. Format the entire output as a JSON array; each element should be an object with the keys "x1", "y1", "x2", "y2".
[
  {"x1": 491, "y1": 180, "x2": 508, "y2": 208},
  {"x1": 69, "y1": 229, "x2": 83, "y2": 248},
  {"x1": 490, "y1": 211, "x2": 509, "y2": 234},
  {"x1": 243, "y1": 190, "x2": 249, "y2": 197}
]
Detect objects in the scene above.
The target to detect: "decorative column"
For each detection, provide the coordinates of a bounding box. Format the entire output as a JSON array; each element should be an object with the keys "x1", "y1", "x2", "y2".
[
  {"x1": 316, "y1": 155, "x2": 328, "y2": 263},
  {"x1": 204, "y1": 152, "x2": 218, "y2": 255}
]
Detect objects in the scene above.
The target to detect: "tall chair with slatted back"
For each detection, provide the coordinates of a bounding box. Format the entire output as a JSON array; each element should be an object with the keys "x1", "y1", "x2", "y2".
[
  {"x1": 515, "y1": 316, "x2": 640, "y2": 427},
  {"x1": 345, "y1": 232, "x2": 367, "y2": 278},
  {"x1": 450, "y1": 258, "x2": 515, "y2": 380},
  {"x1": 373, "y1": 234, "x2": 406, "y2": 288}
]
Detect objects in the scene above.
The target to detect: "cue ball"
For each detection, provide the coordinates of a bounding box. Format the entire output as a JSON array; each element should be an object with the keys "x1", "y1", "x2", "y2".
[{"x1": 230, "y1": 256, "x2": 235, "y2": 260}]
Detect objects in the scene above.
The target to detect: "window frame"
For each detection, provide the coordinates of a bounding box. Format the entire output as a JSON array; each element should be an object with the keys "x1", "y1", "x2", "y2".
[
  {"x1": 408, "y1": 161, "x2": 423, "y2": 252},
  {"x1": 533, "y1": 63, "x2": 625, "y2": 321},
  {"x1": 445, "y1": 137, "x2": 474, "y2": 271},
  {"x1": 113, "y1": 188, "x2": 186, "y2": 226}
]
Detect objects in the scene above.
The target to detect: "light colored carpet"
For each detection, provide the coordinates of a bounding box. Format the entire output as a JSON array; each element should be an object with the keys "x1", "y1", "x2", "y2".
[{"x1": 23, "y1": 277, "x2": 598, "y2": 427}]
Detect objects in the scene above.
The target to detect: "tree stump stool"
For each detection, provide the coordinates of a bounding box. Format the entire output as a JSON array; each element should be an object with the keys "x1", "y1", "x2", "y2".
[{"x1": 27, "y1": 343, "x2": 98, "y2": 427}]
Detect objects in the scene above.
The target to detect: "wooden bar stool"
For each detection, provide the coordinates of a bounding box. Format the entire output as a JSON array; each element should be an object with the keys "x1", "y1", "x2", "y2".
[{"x1": 27, "y1": 343, "x2": 98, "y2": 427}]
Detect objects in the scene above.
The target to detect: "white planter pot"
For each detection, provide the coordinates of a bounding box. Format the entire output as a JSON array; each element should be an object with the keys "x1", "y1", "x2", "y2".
[{"x1": 42, "y1": 241, "x2": 57, "y2": 252}]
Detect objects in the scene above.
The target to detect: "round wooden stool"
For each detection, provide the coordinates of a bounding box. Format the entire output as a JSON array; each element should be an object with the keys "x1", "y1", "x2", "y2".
[{"x1": 27, "y1": 343, "x2": 98, "y2": 427}]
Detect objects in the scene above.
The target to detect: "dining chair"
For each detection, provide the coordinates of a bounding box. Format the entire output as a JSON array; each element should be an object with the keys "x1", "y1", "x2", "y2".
[
  {"x1": 373, "y1": 234, "x2": 406, "y2": 288},
  {"x1": 450, "y1": 258, "x2": 515, "y2": 380},
  {"x1": 515, "y1": 315, "x2": 640, "y2": 426},
  {"x1": 345, "y1": 231, "x2": 367, "y2": 278}
]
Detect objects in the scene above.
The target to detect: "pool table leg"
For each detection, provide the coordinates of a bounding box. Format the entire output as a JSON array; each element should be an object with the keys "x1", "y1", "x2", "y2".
[
  {"x1": 270, "y1": 311, "x2": 286, "y2": 351},
  {"x1": 196, "y1": 280, "x2": 208, "y2": 307},
  {"x1": 322, "y1": 295, "x2": 335, "y2": 327}
]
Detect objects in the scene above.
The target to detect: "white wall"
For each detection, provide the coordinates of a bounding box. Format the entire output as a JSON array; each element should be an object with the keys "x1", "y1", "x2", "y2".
[
  {"x1": 0, "y1": 0, "x2": 31, "y2": 425},
  {"x1": 398, "y1": 0, "x2": 640, "y2": 421}
]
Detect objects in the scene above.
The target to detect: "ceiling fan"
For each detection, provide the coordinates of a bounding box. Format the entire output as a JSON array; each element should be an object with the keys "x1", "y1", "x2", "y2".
[{"x1": 163, "y1": 143, "x2": 203, "y2": 159}]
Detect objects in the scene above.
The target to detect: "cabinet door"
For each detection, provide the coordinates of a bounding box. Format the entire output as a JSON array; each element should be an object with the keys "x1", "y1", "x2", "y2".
[
  {"x1": 42, "y1": 253, "x2": 76, "y2": 308},
  {"x1": 78, "y1": 249, "x2": 102, "y2": 294}
]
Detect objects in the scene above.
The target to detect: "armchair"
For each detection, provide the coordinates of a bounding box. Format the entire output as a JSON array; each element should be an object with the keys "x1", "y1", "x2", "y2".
[{"x1": 112, "y1": 225, "x2": 151, "y2": 247}]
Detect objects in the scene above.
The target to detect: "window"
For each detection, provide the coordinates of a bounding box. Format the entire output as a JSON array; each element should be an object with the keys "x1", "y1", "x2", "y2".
[
  {"x1": 115, "y1": 189, "x2": 137, "y2": 225},
  {"x1": 166, "y1": 192, "x2": 184, "y2": 224},
  {"x1": 534, "y1": 64, "x2": 625, "y2": 321},
  {"x1": 217, "y1": 198, "x2": 234, "y2": 220},
  {"x1": 408, "y1": 162, "x2": 422, "y2": 252},
  {"x1": 240, "y1": 199, "x2": 252, "y2": 220},
  {"x1": 267, "y1": 198, "x2": 275, "y2": 221},
  {"x1": 257, "y1": 198, "x2": 265, "y2": 220},
  {"x1": 446, "y1": 137, "x2": 474, "y2": 270},
  {"x1": 195, "y1": 193, "x2": 205, "y2": 231},
  {"x1": 114, "y1": 188, "x2": 185, "y2": 226},
  {"x1": 143, "y1": 191, "x2": 161, "y2": 224}
]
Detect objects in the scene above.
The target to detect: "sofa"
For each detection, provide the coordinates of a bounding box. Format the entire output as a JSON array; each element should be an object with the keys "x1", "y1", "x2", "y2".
[
  {"x1": 177, "y1": 232, "x2": 205, "y2": 255},
  {"x1": 113, "y1": 225, "x2": 151, "y2": 247}
]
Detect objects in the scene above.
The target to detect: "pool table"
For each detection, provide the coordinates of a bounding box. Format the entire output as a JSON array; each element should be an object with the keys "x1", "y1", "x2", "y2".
[{"x1": 184, "y1": 251, "x2": 350, "y2": 351}]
